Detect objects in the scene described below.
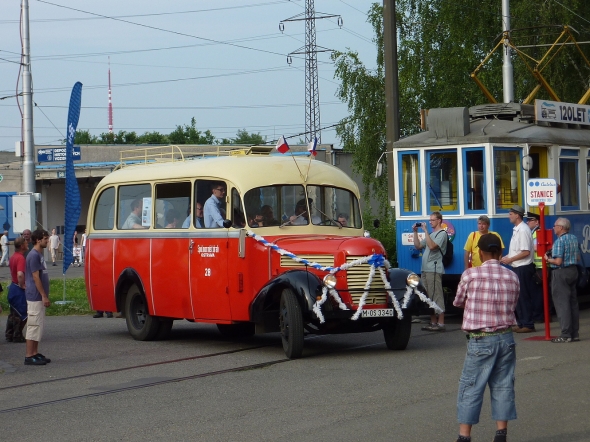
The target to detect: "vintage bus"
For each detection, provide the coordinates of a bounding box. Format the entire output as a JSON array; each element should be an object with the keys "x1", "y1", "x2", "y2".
[
  {"x1": 85, "y1": 147, "x2": 428, "y2": 359},
  {"x1": 389, "y1": 101, "x2": 590, "y2": 304}
]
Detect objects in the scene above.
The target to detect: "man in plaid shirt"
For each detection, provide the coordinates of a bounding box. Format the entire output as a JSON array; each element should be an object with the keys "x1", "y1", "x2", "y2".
[{"x1": 453, "y1": 234, "x2": 520, "y2": 442}]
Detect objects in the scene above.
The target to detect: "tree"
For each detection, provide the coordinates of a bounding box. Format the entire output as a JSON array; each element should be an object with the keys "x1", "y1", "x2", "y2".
[
  {"x1": 168, "y1": 117, "x2": 215, "y2": 144},
  {"x1": 220, "y1": 129, "x2": 266, "y2": 145},
  {"x1": 73, "y1": 129, "x2": 97, "y2": 144},
  {"x1": 331, "y1": 2, "x2": 590, "y2": 259}
]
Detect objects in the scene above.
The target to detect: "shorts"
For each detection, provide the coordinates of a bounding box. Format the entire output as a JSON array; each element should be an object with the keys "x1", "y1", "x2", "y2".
[
  {"x1": 421, "y1": 272, "x2": 445, "y2": 313},
  {"x1": 26, "y1": 300, "x2": 46, "y2": 342}
]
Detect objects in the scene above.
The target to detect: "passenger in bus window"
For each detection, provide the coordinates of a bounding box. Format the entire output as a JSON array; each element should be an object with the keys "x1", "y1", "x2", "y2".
[
  {"x1": 122, "y1": 199, "x2": 145, "y2": 229},
  {"x1": 289, "y1": 199, "x2": 320, "y2": 225},
  {"x1": 204, "y1": 182, "x2": 227, "y2": 228},
  {"x1": 261, "y1": 205, "x2": 278, "y2": 226},
  {"x1": 182, "y1": 202, "x2": 204, "y2": 228},
  {"x1": 337, "y1": 213, "x2": 349, "y2": 227},
  {"x1": 164, "y1": 209, "x2": 181, "y2": 228}
]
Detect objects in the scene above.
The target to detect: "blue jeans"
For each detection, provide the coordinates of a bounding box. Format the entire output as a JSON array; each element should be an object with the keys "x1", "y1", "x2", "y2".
[{"x1": 457, "y1": 332, "x2": 517, "y2": 425}]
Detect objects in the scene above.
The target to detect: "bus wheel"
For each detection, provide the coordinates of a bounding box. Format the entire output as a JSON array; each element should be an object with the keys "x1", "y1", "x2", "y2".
[
  {"x1": 383, "y1": 315, "x2": 412, "y2": 350},
  {"x1": 279, "y1": 288, "x2": 304, "y2": 359},
  {"x1": 155, "y1": 319, "x2": 174, "y2": 340},
  {"x1": 217, "y1": 323, "x2": 255, "y2": 338},
  {"x1": 125, "y1": 284, "x2": 160, "y2": 341}
]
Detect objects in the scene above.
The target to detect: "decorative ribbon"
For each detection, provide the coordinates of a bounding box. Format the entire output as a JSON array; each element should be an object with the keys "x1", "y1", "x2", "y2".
[{"x1": 246, "y1": 230, "x2": 442, "y2": 322}]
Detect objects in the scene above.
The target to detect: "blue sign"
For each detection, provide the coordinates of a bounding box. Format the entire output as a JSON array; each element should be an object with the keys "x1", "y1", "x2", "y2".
[{"x1": 37, "y1": 146, "x2": 81, "y2": 163}]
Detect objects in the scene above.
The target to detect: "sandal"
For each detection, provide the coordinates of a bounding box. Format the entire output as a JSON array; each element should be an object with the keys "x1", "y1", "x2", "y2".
[{"x1": 551, "y1": 337, "x2": 572, "y2": 343}]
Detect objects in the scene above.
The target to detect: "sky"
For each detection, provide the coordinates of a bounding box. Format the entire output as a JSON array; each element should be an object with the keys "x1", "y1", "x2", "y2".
[{"x1": 0, "y1": 0, "x2": 379, "y2": 151}]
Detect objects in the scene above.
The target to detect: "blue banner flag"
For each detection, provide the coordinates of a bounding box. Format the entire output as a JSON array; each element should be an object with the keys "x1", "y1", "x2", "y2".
[{"x1": 63, "y1": 82, "x2": 83, "y2": 274}]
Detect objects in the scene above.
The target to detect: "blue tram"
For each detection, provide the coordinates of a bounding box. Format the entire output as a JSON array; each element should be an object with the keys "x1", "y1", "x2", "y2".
[{"x1": 391, "y1": 102, "x2": 590, "y2": 301}]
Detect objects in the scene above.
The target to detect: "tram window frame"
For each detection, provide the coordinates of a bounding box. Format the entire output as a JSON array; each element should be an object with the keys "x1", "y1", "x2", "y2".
[
  {"x1": 493, "y1": 147, "x2": 523, "y2": 213},
  {"x1": 462, "y1": 147, "x2": 486, "y2": 214},
  {"x1": 559, "y1": 158, "x2": 580, "y2": 210},
  {"x1": 587, "y1": 157, "x2": 590, "y2": 208},
  {"x1": 398, "y1": 151, "x2": 422, "y2": 215},
  {"x1": 426, "y1": 149, "x2": 459, "y2": 214},
  {"x1": 196, "y1": 180, "x2": 228, "y2": 228}
]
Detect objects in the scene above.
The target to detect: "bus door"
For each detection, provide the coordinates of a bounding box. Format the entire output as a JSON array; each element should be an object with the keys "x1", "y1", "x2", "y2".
[
  {"x1": 189, "y1": 233, "x2": 231, "y2": 320},
  {"x1": 188, "y1": 179, "x2": 232, "y2": 321}
]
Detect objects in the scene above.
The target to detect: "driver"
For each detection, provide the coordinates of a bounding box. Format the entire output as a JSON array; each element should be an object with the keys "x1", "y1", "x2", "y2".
[{"x1": 289, "y1": 198, "x2": 321, "y2": 225}]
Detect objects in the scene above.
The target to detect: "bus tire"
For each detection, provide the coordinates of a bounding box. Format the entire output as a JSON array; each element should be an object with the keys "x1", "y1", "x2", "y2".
[
  {"x1": 383, "y1": 315, "x2": 412, "y2": 350},
  {"x1": 217, "y1": 323, "x2": 255, "y2": 338},
  {"x1": 155, "y1": 319, "x2": 174, "y2": 340},
  {"x1": 125, "y1": 284, "x2": 160, "y2": 341},
  {"x1": 279, "y1": 288, "x2": 304, "y2": 359}
]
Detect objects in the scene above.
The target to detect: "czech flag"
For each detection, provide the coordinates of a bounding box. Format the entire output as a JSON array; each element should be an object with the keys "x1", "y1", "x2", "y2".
[
  {"x1": 275, "y1": 135, "x2": 289, "y2": 154},
  {"x1": 307, "y1": 136, "x2": 318, "y2": 156}
]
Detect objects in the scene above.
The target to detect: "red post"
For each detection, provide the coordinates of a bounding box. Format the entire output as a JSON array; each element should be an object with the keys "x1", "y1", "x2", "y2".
[{"x1": 537, "y1": 203, "x2": 553, "y2": 341}]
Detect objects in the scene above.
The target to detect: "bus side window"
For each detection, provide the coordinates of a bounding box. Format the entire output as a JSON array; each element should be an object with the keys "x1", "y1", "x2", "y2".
[
  {"x1": 118, "y1": 184, "x2": 151, "y2": 230},
  {"x1": 94, "y1": 187, "x2": 115, "y2": 230},
  {"x1": 197, "y1": 180, "x2": 227, "y2": 228},
  {"x1": 154, "y1": 182, "x2": 191, "y2": 229},
  {"x1": 231, "y1": 188, "x2": 246, "y2": 228}
]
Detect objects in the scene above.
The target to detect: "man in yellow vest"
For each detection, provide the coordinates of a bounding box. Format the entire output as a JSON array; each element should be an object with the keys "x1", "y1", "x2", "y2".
[{"x1": 526, "y1": 212, "x2": 545, "y2": 323}]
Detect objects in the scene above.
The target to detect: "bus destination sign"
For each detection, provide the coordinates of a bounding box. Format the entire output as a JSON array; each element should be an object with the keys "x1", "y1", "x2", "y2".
[
  {"x1": 535, "y1": 99, "x2": 590, "y2": 126},
  {"x1": 526, "y1": 178, "x2": 557, "y2": 206},
  {"x1": 37, "y1": 146, "x2": 81, "y2": 163}
]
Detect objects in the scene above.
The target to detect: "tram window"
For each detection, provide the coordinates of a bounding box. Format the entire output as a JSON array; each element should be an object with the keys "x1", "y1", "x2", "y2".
[
  {"x1": 559, "y1": 159, "x2": 579, "y2": 210},
  {"x1": 118, "y1": 184, "x2": 151, "y2": 229},
  {"x1": 399, "y1": 152, "x2": 421, "y2": 214},
  {"x1": 93, "y1": 187, "x2": 115, "y2": 230},
  {"x1": 493, "y1": 149, "x2": 522, "y2": 211},
  {"x1": 464, "y1": 149, "x2": 486, "y2": 212},
  {"x1": 587, "y1": 159, "x2": 590, "y2": 207},
  {"x1": 427, "y1": 150, "x2": 458, "y2": 213},
  {"x1": 154, "y1": 182, "x2": 190, "y2": 229}
]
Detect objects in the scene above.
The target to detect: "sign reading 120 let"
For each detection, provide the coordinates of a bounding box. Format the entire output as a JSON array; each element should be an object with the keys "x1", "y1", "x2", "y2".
[
  {"x1": 535, "y1": 99, "x2": 590, "y2": 126},
  {"x1": 527, "y1": 178, "x2": 557, "y2": 206}
]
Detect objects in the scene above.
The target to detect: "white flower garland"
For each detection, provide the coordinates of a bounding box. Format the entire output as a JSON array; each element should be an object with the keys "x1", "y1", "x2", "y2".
[{"x1": 245, "y1": 230, "x2": 443, "y2": 322}]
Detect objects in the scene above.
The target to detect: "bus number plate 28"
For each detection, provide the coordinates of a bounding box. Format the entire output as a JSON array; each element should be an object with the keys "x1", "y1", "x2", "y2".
[{"x1": 361, "y1": 308, "x2": 394, "y2": 318}]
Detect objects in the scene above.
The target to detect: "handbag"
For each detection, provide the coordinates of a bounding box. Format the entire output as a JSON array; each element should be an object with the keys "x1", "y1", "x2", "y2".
[{"x1": 577, "y1": 244, "x2": 589, "y2": 290}]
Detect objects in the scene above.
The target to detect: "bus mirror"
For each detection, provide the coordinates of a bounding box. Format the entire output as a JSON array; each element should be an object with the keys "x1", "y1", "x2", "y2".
[
  {"x1": 375, "y1": 162, "x2": 383, "y2": 178},
  {"x1": 223, "y1": 219, "x2": 233, "y2": 229},
  {"x1": 373, "y1": 219, "x2": 380, "y2": 228}
]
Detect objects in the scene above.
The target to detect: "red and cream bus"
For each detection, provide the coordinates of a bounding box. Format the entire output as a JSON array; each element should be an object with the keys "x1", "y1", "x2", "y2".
[{"x1": 85, "y1": 147, "x2": 428, "y2": 358}]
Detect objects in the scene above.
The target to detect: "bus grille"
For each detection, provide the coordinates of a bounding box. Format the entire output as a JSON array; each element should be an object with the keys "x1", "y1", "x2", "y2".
[
  {"x1": 280, "y1": 255, "x2": 335, "y2": 268},
  {"x1": 346, "y1": 256, "x2": 388, "y2": 305}
]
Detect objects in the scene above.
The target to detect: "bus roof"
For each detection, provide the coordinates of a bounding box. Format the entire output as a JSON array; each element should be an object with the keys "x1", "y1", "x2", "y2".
[{"x1": 96, "y1": 155, "x2": 360, "y2": 194}]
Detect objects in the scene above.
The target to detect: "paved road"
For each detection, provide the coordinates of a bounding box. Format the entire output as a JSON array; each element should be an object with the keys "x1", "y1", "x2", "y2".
[{"x1": 1, "y1": 310, "x2": 589, "y2": 441}]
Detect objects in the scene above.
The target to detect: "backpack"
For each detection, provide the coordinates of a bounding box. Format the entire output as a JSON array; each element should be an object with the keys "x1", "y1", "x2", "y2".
[{"x1": 436, "y1": 230, "x2": 453, "y2": 267}]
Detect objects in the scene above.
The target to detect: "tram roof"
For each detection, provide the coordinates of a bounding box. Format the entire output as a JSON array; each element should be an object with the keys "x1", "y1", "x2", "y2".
[
  {"x1": 394, "y1": 104, "x2": 590, "y2": 149},
  {"x1": 96, "y1": 154, "x2": 359, "y2": 193}
]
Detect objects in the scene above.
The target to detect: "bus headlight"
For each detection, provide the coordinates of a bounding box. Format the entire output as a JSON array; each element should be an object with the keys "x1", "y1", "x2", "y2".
[
  {"x1": 323, "y1": 274, "x2": 337, "y2": 289},
  {"x1": 406, "y1": 273, "x2": 420, "y2": 288}
]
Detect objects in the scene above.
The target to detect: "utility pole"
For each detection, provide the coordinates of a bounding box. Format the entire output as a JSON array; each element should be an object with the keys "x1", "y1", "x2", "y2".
[
  {"x1": 21, "y1": 0, "x2": 36, "y2": 193},
  {"x1": 108, "y1": 57, "x2": 113, "y2": 133},
  {"x1": 502, "y1": 0, "x2": 514, "y2": 103},
  {"x1": 280, "y1": 1, "x2": 342, "y2": 143},
  {"x1": 383, "y1": 0, "x2": 399, "y2": 207}
]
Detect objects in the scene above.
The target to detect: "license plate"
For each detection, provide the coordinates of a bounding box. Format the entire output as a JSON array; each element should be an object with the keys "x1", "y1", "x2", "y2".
[{"x1": 361, "y1": 308, "x2": 394, "y2": 318}]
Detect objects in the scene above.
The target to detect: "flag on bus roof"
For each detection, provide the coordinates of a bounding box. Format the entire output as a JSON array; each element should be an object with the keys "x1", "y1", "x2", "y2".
[
  {"x1": 63, "y1": 82, "x2": 83, "y2": 274},
  {"x1": 307, "y1": 137, "x2": 318, "y2": 156},
  {"x1": 275, "y1": 135, "x2": 289, "y2": 154}
]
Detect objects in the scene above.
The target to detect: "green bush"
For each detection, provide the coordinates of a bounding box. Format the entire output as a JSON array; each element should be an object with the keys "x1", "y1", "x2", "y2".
[{"x1": 0, "y1": 278, "x2": 92, "y2": 316}]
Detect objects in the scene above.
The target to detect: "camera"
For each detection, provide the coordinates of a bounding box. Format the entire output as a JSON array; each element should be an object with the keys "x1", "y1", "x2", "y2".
[
  {"x1": 414, "y1": 222, "x2": 422, "y2": 228},
  {"x1": 545, "y1": 251, "x2": 552, "y2": 258}
]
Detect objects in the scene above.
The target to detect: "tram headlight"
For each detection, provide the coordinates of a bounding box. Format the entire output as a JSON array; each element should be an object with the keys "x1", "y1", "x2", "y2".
[
  {"x1": 406, "y1": 273, "x2": 420, "y2": 288},
  {"x1": 323, "y1": 274, "x2": 337, "y2": 289}
]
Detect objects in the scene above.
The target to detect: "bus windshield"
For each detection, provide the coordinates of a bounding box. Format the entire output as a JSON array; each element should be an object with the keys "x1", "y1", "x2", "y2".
[{"x1": 244, "y1": 184, "x2": 361, "y2": 228}]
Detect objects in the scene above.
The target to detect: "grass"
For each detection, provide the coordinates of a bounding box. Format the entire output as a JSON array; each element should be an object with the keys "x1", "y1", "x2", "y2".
[{"x1": 0, "y1": 277, "x2": 93, "y2": 316}]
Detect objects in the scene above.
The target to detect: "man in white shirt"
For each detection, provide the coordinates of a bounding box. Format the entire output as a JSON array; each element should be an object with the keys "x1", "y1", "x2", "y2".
[
  {"x1": 49, "y1": 229, "x2": 60, "y2": 267},
  {"x1": 0, "y1": 230, "x2": 9, "y2": 267},
  {"x1": 500, "y1": 204, "x2": 536, "y2": 333}
]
